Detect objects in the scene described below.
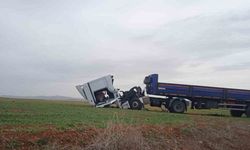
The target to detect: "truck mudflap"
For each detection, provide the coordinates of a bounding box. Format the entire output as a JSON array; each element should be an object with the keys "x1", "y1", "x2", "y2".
[{"x1": 246, "y1": 105, "x2": 250, "y2": 117}]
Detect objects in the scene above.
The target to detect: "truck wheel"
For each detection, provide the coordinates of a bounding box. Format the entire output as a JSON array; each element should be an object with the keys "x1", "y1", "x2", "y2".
[
  {"x1": 169, "y1": 100, "x2": 186, "y2": 113},
  {"x1": 246, "y1": 106, "x2": 250, "y2": 118},
  {"x1": 129, "y1": 98, "x2": 143, "y2": 110},
  {"x1": 230, "y1": 110, "x2": 243, "y2": 117}
]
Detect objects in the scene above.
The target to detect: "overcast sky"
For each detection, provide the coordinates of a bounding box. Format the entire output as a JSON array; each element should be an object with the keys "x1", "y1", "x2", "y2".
[{"x1": 1, "y1": 0, "x2": 250, "y2": 97}]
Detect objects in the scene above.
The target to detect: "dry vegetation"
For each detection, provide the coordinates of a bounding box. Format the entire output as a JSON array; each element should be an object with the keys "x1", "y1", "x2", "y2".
[{"x1": 1, "y1": 117, "x2": 250, "y2": 150}]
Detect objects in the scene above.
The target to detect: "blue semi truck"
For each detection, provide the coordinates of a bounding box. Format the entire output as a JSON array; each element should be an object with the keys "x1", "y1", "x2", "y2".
[{"x1": 144, "y1": 74, "x2": 250, "y2": 117}]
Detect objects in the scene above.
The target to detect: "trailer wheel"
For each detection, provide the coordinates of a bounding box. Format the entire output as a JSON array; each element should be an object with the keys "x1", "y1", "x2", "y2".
[
  {"x1": 129, "y1": 98, "x2": 143, "y2": 110},
  {"x1": 246, "y1": 106, "x2": 250, "y2": 118},
  {"x1": 230, "y1": 110, "x2": 243, "y2": 117},
  {"x1": 169, "y1": 100, "x2": 186, "y2": 113}
]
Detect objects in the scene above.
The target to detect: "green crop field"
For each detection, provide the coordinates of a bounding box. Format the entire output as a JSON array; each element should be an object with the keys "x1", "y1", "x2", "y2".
[
  {"x1": 0, "y1": 97, "x2": 250, "y2": 150},
  {"x1": 0, "y1": 97, "x2": 249, "y2": 130},
  {"x1": 0, "y1": 97, "x2": 190, "y2": 129}
]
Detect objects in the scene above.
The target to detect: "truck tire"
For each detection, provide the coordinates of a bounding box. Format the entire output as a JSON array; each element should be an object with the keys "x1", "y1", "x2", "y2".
[
  {"x1": 246, "y1": 106, "x2": 250, "y2": 118},
  {"x1": 129, "y1": 98, "x2": 143, "y2": 110},
  {"x1": 230, "y1": 110, "x2": 243, "y2": 117},
  {"x1": 169, "y1": 100, "x2": 186, "y2": 113}
]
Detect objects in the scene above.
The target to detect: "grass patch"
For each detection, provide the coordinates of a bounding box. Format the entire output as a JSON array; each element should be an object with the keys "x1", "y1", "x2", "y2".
[
  {"x1": 0, "y1": 97, "x2": 249, "y2": 132},
  {"x1": 0, "y1": 97, "x2": 189, "y2": 130}
]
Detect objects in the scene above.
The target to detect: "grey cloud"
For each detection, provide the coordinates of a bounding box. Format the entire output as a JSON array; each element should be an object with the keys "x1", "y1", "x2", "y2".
[
  {"x1": 1, "y1": 1, "x2": 250, "y2": 97},
  {"x1": 215, "y1": 62, "x2": 250, "y2": 71},
  {"x1": 151, "y1": 10, "x2": 250, "y2": 59}
]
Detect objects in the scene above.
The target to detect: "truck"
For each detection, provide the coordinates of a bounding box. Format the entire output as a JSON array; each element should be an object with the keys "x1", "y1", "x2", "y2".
[
  {"x1": 76, "y1": 74, "x2": 250, "y2": 117},
  {"x1": 76, "y1": 75, "x2": 144, "y2": 110},
  {"x1": 144, "y1": 74, "x2": 250, "y2": 117}
]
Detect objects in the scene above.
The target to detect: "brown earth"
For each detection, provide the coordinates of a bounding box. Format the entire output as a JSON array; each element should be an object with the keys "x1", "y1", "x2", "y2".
[
  {"x1": 1, "y1": 116, "x2": 250, "y2": 150},
  {"x1": 0, "y1": 127, "x2": 97, "y2": 150}
]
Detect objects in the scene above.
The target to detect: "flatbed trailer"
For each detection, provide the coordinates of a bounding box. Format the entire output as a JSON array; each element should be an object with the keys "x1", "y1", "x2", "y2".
[{"x1": 144, "y1": 74, "x2": 250, "y2": 117}]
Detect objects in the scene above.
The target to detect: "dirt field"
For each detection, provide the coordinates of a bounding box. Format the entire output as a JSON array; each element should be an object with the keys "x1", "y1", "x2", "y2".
[{"x1": 0, "y1": 98, "x2": 250, "y2": 150}]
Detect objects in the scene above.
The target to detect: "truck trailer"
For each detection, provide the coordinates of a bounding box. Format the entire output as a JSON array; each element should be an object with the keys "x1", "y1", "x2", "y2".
[{"x1": 144, "y1": 74, "x2": 250, "y2": 117}]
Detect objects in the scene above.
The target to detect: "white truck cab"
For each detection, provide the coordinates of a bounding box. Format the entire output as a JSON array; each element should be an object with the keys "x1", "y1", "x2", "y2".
[
  {"x1": 76, "y1": 75, "x2": 120, "y2": 107},
  {"x1": 76, "y1": 75, "x2": 144, "y2": 109}
]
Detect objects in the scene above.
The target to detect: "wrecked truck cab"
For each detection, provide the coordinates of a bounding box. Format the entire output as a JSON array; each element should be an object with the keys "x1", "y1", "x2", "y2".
[
  {"x1": 76, "y1": 75, "x2": 120, "y2": 108},
  {"x1": 76, "y1": 75, "x2": 144, "y2": 109}
]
